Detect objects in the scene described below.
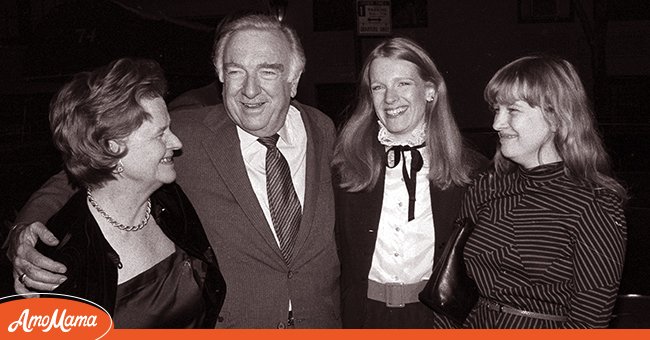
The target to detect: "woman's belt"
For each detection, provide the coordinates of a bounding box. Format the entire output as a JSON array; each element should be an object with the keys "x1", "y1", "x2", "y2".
[
  {"x1": 367, "y1": 279, "x2": 428, "y2": 308},
  {"x1": 479, "y1": 298, "x2": 568, "y2": 322}
]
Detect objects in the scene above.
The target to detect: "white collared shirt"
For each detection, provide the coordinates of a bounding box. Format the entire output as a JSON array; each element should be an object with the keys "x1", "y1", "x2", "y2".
[
  {"x1": 237, "y1": 105, "x2": 307, "y2": 247},
  {"x1": 368, "y1": 147, "x2": 435, "y2": 284}
]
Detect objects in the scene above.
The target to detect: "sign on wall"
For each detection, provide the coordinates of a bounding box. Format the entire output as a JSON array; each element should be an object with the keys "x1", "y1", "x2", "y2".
[{"x1": 357, "y1": 0, "x2": 391, "y2": 36}]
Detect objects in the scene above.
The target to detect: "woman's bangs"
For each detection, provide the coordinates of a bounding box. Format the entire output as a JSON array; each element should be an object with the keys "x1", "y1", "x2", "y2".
[{"x1": 487, "y1": 74, "x2": 528, "y2": 106}]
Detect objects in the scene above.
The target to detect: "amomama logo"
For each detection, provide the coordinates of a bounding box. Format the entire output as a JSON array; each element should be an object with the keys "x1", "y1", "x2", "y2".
[{"x1": 0, "y1": 293, "x2": 113, "y2": 339}]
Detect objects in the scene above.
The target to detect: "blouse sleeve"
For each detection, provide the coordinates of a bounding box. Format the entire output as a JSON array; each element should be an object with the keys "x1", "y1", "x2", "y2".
[{"x1": 565, "y1": 189, "x2": 627, "y2": 328}]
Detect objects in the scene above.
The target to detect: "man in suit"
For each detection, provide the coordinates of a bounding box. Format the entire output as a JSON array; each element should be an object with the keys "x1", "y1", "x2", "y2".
[{"x1": 5, "y1": 14, "x2": 340, "y2": 328}]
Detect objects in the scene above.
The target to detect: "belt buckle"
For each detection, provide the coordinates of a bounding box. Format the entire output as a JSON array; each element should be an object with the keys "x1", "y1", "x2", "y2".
[
  {"x1": 486, "y1": 300, "x2": 503, "y2": 312},
  {"x1": 385, "y1": 282, "x2": 405, "y2": 308}
]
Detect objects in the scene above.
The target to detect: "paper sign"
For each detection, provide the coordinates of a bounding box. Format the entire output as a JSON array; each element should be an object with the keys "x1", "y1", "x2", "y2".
[{"x1": 357, "y1": 0, "x2": 391, "y2": 36}]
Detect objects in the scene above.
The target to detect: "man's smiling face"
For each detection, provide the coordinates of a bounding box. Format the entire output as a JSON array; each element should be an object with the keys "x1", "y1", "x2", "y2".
[{"x1": 220, "y1": 28, "x2": 298, "y2": 137}]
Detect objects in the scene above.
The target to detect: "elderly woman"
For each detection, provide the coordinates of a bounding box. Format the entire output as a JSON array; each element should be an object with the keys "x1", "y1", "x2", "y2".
[
  {"x1": 459, "y1": 55, "x2": 627, "y2": 328},
  {"x1": 29, "y1": 58, "x2": 226, "y2": 328},
  {"x1": 332, "y1": 37, "x2": 485, "y2": 328}
]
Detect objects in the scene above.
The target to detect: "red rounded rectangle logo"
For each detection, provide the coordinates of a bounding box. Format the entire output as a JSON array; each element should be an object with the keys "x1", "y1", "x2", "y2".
[{"x1": 0, "y1": 293, "x2": 113, "y2": 339}]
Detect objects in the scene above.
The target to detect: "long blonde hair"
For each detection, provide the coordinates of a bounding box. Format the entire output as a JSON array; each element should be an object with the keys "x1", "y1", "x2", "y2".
[{"x1": 332, "y1": 37, "x2": 476, "y2": 191}]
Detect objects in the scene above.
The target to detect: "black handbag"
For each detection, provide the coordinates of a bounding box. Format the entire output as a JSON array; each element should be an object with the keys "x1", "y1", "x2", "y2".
[{"x1": 419, "y1": 218, "x2": 479, "y2": 324}]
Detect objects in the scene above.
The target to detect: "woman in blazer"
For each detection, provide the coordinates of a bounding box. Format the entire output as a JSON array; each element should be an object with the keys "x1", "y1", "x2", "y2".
[{"x1": 332, "y1": 37, "x2": 485, "y2": 328}]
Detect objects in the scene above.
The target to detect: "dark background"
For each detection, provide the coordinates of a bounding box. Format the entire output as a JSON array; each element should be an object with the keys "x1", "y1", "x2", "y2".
[{"x1": 1, "y1": 0, "x2": 648, "y2": 326}]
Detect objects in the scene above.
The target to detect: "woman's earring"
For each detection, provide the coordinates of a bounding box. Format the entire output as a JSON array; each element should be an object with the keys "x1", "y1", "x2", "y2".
[{"x1": 114, "y1": 160, "x2": 124, "y2": 174}]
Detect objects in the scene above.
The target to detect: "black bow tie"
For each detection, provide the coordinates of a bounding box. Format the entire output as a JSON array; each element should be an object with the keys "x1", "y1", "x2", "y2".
[{"x1": 385, "y1": 143, "x2": 425, "y2": 222}]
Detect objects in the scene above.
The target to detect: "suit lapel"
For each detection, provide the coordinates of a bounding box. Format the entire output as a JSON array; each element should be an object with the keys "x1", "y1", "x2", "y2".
[
  {"x1": 355, "y1": 166, "x2": 385, "y2": 272},
  {"x1": 350, "y1": 157, "x2": 385, "y2": 263},
  {"x1": 368, "y1": 167, "x2": 386, "y2": 234},
  {"x1": 201, "y1": 107, "x2": 284, "y2": 260},
  {"x1": 289, "y1": 103, "x2": 319, "y2": 263}
]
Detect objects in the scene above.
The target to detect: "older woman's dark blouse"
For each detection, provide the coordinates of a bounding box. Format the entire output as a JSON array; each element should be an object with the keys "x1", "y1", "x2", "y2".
[
  {"x1": 459, "y1": 162, "x2": 626, "y2": 328},
  {"x1": 112, "y1": 246, "x2": 207, "y2": 328},
  {"x1": 38, "y1": 183, "x2": 226, "y2": 328}
]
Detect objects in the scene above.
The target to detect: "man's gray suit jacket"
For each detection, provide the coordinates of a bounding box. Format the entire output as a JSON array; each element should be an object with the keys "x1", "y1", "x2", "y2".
[{"x1": 170, "y1": 101, "x2": 341, "y2": 328}]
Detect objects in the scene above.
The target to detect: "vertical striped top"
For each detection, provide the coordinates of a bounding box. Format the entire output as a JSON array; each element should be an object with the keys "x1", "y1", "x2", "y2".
[{"x1": 459, "y1": 162, "x2": 626, "y2": 328}]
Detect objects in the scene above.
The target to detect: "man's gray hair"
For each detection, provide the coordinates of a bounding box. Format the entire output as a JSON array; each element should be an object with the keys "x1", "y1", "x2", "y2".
[{"x1": 212, "y1": 14, "x2": 306, "y2": 82}]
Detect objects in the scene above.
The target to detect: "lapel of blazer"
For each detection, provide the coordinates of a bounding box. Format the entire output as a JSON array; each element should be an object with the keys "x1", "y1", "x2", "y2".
[
  {"x1": 289, "y1": 102, "x2": 320, "y2": 264},
  {"x1": 200, "y1": 106, "x2": 284, "y2": 260},
  {"x1": 363, "y1": 167, "x2": 385, "y2": 268},
  {"x1": 368, "y1": 139, "x2": 387, "y2": 234},
  {"x1": 358, "y1": 143, "x2": 386, "y2": 259},
  {"x1": 368, "y1": 167, "x2": 386, "y2": 234},
  {"x1": 429, "y1": 182, "x2": 461, "y2": 264}
]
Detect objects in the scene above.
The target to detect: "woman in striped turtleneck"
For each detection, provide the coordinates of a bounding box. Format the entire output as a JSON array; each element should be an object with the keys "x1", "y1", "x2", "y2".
[{"x1": 459, "y1": 55, "x2": 627, "y2": 328}]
